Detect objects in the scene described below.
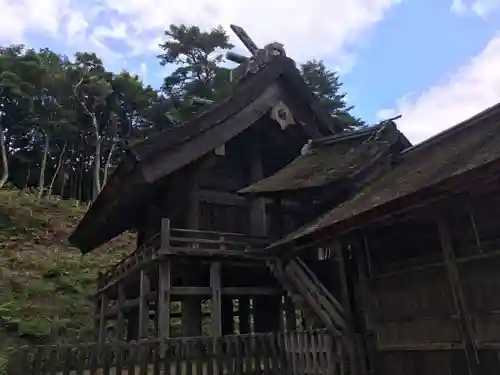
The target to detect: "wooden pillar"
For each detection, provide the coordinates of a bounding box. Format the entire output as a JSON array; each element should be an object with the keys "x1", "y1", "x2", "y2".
[
  {"x1": 248, "y1": 133, "x2": 267, "y2": 237},
  {"x1": 254, "y1": 295, "x2": 281, "y2": 333},
  {"x1": 357, "y1": 235, "x2": 380, "y2": 374},
  {"x1": 182, "y1": 271, "x2": 202, "y2": 337},
  {"x1": 283, "y1": 295, "x2": 296, "y2": 332},
  {"x1": 210, "y1": 261, "x2": 222, "y2": 337},
  {"x1": 157, "y1": 260, "x2": 171, "y2": 340},
  {"x1": 160, "y1": 218, "x2": 170, "y2": 253},
  {"x1": 97, "y1": 293, "x2": 107, "y2": 345},
  {"x1": 238, "y1": 297, "x2": 251, "y2": 334},
  {"x1": 127, "y1": 308, "x2": 139, "y2": 341},
  {"x1": 116, "y1": 283, "x2": 125, "y2": 341},
  {"x1": 335, "y1": 240, "x2": 361, "y2": 375},
  {"x1": 138, "y1": 269, "x2": 150, "y2": 339},
  {"x1": 438, "y1": 216, "x2": 481, "y2": 374},
  {"x1": 221, "y1": 297, "x2": 234, "y2": 335},
  {"x1": 181, "y1": 174, "x2": 203, "y2": 337}
]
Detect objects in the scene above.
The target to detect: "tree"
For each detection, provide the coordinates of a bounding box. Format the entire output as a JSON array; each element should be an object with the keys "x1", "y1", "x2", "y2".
[
  {"x1": 158, "y1": 24, "x2": 234, "y2": 119},
  {"x1": 71, "y1": 52, "x2": 114, "y2": 199},
  {"x1": 300, "y1": 59, "x2": 364, "y2": 128},
  {"x1": 0, "y1": 46, "x2": 40, "y2": 188}
]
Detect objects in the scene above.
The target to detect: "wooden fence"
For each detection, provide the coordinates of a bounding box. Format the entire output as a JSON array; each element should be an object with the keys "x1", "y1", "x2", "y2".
[{"x1": 7, "y1": 330, "x2": 350, "y2": 375}]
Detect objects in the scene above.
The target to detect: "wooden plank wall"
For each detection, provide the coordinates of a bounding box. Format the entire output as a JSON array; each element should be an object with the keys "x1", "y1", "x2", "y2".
[{"x1": 354, "y1": 185, "x2": 500, "y2": 374}]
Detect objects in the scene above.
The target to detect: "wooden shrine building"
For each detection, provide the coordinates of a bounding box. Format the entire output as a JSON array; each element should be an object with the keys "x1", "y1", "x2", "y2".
[
  {"x1": 68, "y1": 38, "x2": 355, "y2": 347},
  {"x1": 61, "y1": 25, "x2": 500, "y2": 375},
  {"x1": 268, "y1": 102, "x2": 500, "y2": 374}
]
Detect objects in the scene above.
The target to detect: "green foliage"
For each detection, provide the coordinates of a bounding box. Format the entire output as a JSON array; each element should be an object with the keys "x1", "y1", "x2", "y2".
[{"x1": 0, "y1": 187, "x2": 135, "y2": 350}]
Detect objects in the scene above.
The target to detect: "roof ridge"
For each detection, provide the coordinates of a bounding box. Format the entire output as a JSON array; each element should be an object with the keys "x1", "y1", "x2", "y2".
[{"x1": 402, "y1": 101, "x2": 500, "y2": 156}]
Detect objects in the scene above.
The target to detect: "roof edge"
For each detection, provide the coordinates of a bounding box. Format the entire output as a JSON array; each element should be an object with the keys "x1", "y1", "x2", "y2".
[{"x1": 402, "y1": 102, "x2": 500, "y2": 156}]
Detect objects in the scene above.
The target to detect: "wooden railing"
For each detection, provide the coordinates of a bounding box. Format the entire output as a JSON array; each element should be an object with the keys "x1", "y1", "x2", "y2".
[
  {"x1": 7, "y1": 330, "x2": 349, "y2": 375},
  {"x1": 168, "y1": 227, "x2": 269, "y2": 257},
  {"x1": 99, "y1": 234, "x2": 162, "y2": 287},
  {"x1": 99, "y1": 221, "x2": 270, "y2": 288}
]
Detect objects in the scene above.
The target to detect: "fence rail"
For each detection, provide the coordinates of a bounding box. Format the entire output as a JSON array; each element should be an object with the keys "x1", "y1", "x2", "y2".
[{"x1": 8, "y1": 330, "x2": 348, "y2": 375}]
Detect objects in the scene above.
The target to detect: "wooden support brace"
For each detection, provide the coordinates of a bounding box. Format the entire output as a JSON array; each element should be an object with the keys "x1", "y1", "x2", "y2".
[{"x1": 438, "y1": 216, "x2": 481, "y2": 375}]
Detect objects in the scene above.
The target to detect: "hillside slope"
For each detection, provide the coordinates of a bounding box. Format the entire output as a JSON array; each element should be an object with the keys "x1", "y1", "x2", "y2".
[{"x1": 0, "y1": 188, "x2": 135, "y2": 359}]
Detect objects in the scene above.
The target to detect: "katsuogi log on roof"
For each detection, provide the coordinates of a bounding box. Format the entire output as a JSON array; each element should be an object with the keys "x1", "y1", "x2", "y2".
[
  {"x1": 239, "y1": 121, "x2": 410, "y2": 197},
  {"x1": 69, "y1": 55, "x2": 346, "y2": 254},
  {"x1": 271, "y1": 101, "x2": 500, "y2": 250}
]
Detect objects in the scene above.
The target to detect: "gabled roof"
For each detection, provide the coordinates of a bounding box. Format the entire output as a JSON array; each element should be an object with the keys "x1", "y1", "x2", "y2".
[
  {"x1": 69, "y1": 56, "x2": 345, "y2": 254},
  {"x1": 270, "y1": 101, "x2": 500, "y2": 250},
  {"x1": 239, "y1": 122, "x2": 410, "y2": 197}
]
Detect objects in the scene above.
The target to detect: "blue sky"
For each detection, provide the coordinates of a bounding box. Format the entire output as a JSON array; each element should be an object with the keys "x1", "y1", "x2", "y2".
[{"x1": 1, "y1": 0, "x2": 500, "y2": 144}]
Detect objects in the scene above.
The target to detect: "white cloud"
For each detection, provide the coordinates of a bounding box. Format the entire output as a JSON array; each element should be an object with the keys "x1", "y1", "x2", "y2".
[
  {"x1": 105, "y1": 0, "x2": 403, "y2": 61},
  {"x1": 0, "y1": 0, "x2": 73, "y2": 43},
  {"x1": 0, "y1": 0, "x2": 402, "y2": 69},
  {"x1": 451, "y1": 0, "x2": 500, "y2": 17},
  {"x1": 377, "y1": 34, "x2": 500, "y2": 144}
]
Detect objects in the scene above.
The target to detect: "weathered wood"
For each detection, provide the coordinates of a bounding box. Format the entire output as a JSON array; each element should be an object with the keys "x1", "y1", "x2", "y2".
[
  {"x1": 160, "y1": 218, "x2": 171, "y2": 253},
  {"x1": 98, "y1": 294, "x2": 107, "y2": 345},
  {"x1": 211, "y1": 261, "x2": 222, "y2": 337},
  {"x1": 138, "y1": 270, "x2": 150, "y2": 339},
  {"x1": 286, "y1": 260, "x2": 347, "y2": 332},
  {"x1": 334, "y1": 241, "x2": 361, "y2": 375},
  {"x1": 142, "y1": 84, "x2": 282, "y2": 183},
  {"x1": 438, "y1": 216, "x2": 481, "y2": 375},
  {"x1": 158, "y1": 259, "x2": 171, "y2": 341}
]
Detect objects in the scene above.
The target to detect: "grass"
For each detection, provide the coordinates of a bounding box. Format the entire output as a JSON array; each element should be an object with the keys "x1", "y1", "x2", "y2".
[{"x1": 0, "y1": 187, "x2": 135, "y2": 365}]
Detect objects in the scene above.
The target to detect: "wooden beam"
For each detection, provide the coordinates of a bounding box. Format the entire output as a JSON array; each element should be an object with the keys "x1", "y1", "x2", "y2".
[
  {"x1": 438, "y1": 216, "x2": 481, "y2": 375},
  {"x1": 138, "y1": 269, "x2": 150, "y2": 339},
  {"x1": 170, "y1": 286, "x2": 279, "y2": 296},
  {"x1": 210, "y1": 261, "x2": 222, "y2": 337},
  {"x1": 157, "y1": 259, "x2": 171, "y2": 340}
]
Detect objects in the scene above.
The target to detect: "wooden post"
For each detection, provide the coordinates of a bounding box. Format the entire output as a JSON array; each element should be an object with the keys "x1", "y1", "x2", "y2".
[
  {"x1": 238, "y1": 297, "x2": 251, "y2": 334},
  {"x1": 283, "y1": 295, "x2": 296, "y2": 332},
  {"x1": 210, "y1": 261, "x2": 222, "y2": 337},
  {"x1": 97, "y1": 293, "x2": 107, "y2": 345},
  {"x1": 181, "y1": 273, "x2": 202, "y2": 337},
  {"x1": 160, "y1": 218, "x2": 171, "y2": 253},
  {"x1": 438, "y1": 216, "x2": 481, "y2": 374},
  {"x1": 221, "y1": 297, "x2": 234, "y2": 335},
  {"x1": 127, "y1": 308, "x2": 139, "y2": 341},
  {"x1": 357, "y1": 235, "x2": 379, "y2": 374},
  {"x1": 248, "y1": 131, "x2": 267, "y2": 237},
  {"x1": 157, "y1": 259, "x2": 171, "y2": 340},
  {"x1": 335, "y1": 240, "x2": 360, "y2": 375},
  {"x1": 116, "y1": 283, "x2": 125, "y2": 341},
  {"x1": 138, "y1": 269, "x2": 150, "y2": 339}
]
